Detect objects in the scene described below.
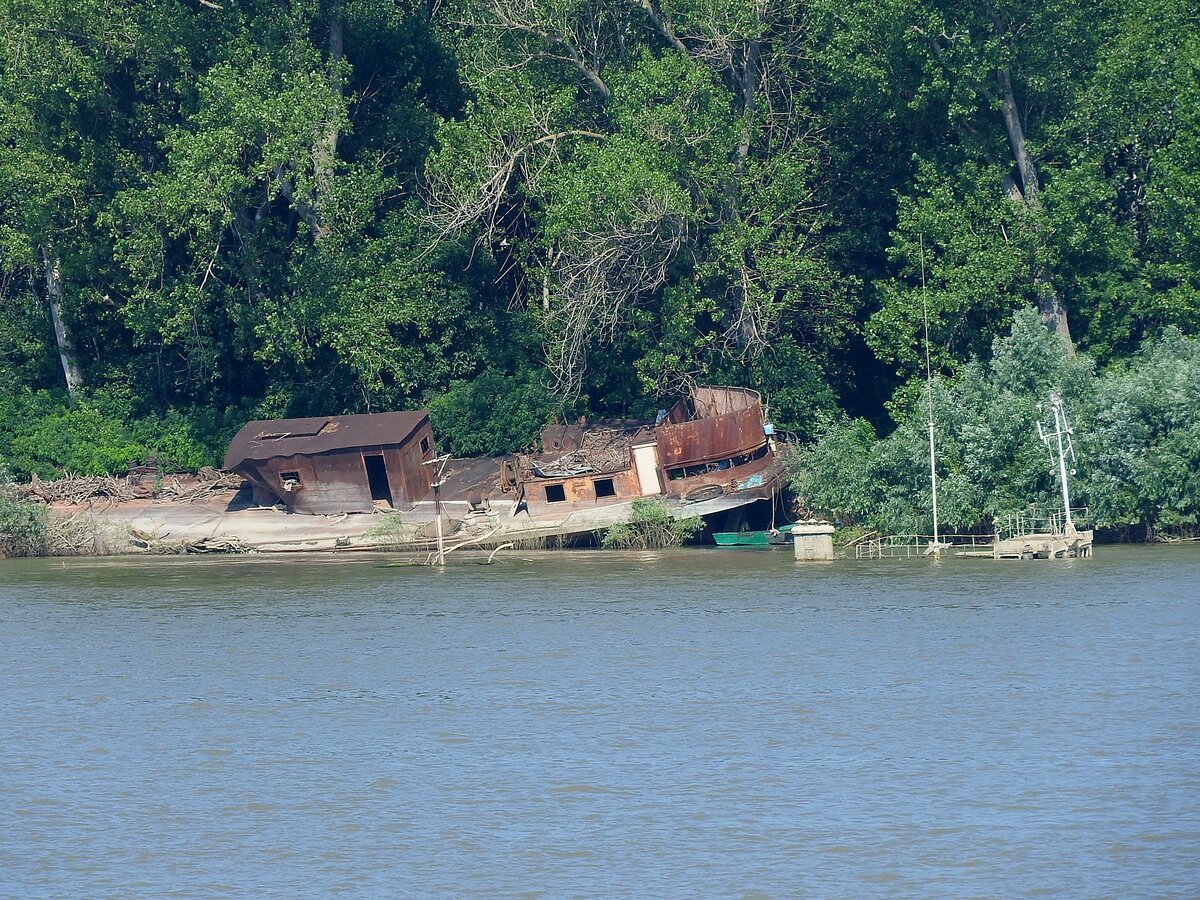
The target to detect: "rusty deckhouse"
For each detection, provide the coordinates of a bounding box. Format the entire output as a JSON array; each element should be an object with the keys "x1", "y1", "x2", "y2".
[
  {"x1": 223, "y1": 410, "x2": 436, "y2": 515},
  {"x1": 487, "y1": 386, "x2": 781, "y2": 519},
  {"x1": 431, "y1": 385, "x2": 785, "y2": 538}
]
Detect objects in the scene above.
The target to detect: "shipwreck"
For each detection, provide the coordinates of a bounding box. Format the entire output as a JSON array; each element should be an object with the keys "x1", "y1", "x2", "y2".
[
  {"x1": 27, "y1": 386, "x2": 785, "y2": 555},
  {"x1": 219, "y1": 385, "x2": 786, "y2": 549}
]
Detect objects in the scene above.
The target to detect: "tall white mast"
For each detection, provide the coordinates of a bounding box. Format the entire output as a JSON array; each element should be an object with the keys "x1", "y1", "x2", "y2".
[
  {"x1": 1037, "y1": 392, "x2": 1077, "y2": 535},
  {"x1": 921, "y1": 235, "x2": 941, "y2": 554}
]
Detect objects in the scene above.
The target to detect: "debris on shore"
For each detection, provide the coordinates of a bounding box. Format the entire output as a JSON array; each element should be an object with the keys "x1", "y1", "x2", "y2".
[{"x1": 19, "y1": 468, "x2": 244, "y2": 506}]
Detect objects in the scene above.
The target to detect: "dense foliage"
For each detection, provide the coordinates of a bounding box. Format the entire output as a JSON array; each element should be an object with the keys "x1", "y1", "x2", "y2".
[
  {"x1": 1, "y1": 0, "x2": 1197, "y2": 530},
  {"x1": 0, "y1": 467, "x2": 48, "y2": 556},
  {"x1": 789, "y1": 310, "x2": 1200, "y2": 537}
]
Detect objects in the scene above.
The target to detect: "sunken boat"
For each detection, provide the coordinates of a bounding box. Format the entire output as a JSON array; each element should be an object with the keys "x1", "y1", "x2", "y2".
[{"x1": 221, "y1": 385, "x2": 785, "y2": 548}]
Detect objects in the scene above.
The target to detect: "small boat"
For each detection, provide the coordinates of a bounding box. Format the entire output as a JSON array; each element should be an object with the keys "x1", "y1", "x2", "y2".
[{"x1": 713, "y1": 524, "x2": 795, "y2": 547}]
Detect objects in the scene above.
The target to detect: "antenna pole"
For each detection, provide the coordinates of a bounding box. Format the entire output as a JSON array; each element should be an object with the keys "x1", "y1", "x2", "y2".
[
  {"x1": 423, "y1": 453, "x2": 452, "y2": 566},
  {"x1": 1039, "y1": 393, "x2": 1075, "y2": 535},
  {"x1": 434, "y1": 489, "x2": 445, "y2": 566},
  {"x1": 920, "y1": 235, "x2": 941, "y2": 554},
  {"x1": 1052, "y1": 395, "x2": 1074, "y2": 533}
]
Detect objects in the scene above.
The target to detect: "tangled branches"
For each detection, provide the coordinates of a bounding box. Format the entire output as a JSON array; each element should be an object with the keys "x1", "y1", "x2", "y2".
[
  {"x1": 544, "y1": 191, "x2": 686, "y2": 395},
  {"x1": 130, "y1": 528, "x2": 252, "y2": 554},
  {"x1": 18, "y1": 468, "x2": 244, "y2": 506},
  {"x1": 423, "y1": 125, "x2": 605, "y2": 244}
]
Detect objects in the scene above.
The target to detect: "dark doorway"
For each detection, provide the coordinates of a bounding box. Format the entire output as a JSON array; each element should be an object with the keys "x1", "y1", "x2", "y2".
[{"x1": 363, "y1": 454, "x2": 394, "y2": 506}]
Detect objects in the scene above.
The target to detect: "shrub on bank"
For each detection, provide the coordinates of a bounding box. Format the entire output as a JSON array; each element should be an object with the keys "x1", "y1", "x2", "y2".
[
  {"x1": 603, "y1": 499, "x2": 703, "y2": 549},
  {"x1": 0, "y1": 484, "x2": 48, "y2": 557},
  {"x1": 0, "y1": 389, "x2": 229, "y2": 480},
  {"x1": 428, "y1": 370, "x2": 561, "y2": 457},
  {"x1": 788, "y1": 309, "x2": 1200, "y2": 537}
]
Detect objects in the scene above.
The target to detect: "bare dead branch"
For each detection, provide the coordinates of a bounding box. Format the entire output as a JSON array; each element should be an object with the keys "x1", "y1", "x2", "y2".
[
  {"x1": 636, "y1": 0, "x2": 687, "y2": 54},
  {"x1": 542, "y1": 191, "x2": 686, "y2": 396},
  {"x1": 423, "y1": 128, "x2": 605, "y2": 244},
  {"x1": 477, "y1": 0, "x2": 614, "y2": 98}
]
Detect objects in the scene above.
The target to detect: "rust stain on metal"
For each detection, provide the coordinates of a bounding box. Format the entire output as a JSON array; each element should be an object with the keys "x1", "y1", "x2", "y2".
[
  {"x1": 655, "y1": 387, "x2": 768, "y2": 469},
  {"x1": 656, "y1": 405, "x2": 766, "y2": 468}
]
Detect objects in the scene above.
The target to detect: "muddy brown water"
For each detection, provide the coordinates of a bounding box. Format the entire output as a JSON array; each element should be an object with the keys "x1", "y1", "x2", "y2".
[{"x1": 2, "y1": 546, "x2": 1198, "y2": 896}]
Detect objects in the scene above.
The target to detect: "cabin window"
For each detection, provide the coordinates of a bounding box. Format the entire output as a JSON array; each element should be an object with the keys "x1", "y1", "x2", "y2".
[
  {"x1": 593, "y1": 478, "x2": 616, "y2": 498},
  {"x1": 545, "y1": 484, "x2": 566, "y2": 503},
  {"x1": 665, "y1": 444, "x2": 770, "y2": 480},
  {"x1": 420, "y1": 435, "x2": 431, "y2": 456},
  {"x1": 279, "y1": 471, "x2": 302, "y2": 492}
]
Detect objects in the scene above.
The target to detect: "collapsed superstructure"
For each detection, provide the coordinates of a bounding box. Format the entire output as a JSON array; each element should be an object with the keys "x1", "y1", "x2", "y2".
[
  {"x1": 223, "y1": 410, "x2": 436, "y2": 515},
  {"x1": 478, "y1": 385, "x2": 782, "y2": 523}
]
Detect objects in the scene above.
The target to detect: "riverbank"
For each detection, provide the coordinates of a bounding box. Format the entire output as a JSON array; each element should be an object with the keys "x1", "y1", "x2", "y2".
[{"x1": 4, "y1": 473, "x2": 1191, "y2": 560}]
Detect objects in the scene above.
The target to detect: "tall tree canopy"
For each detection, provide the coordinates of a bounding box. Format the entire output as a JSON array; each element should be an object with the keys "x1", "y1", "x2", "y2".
[
  {"x1": 424, "y1": 0, "x2": 853, "y2": 406},
  {"x1": 0, "y1": 0, "x2": 1196, "y2": 484}
]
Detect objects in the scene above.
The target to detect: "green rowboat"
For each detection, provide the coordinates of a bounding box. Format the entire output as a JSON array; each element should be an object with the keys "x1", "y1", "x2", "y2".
[{"x1": 712, "y1": 523, "x2": 796, "y2": 547}]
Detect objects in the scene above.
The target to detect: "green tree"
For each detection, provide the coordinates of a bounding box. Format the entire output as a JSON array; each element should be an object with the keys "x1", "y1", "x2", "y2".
[
  {"x1": 0, "y1": 0, "x2": 142, "y2": 397},
  {"x1": 816, "y1": 0, "x2": 1131, "y2": 384},
  {"x1": 1063, "y1": 0, "x2": 1200, "y2": 357},
  {"x1": 425, "y1": 0, "x2": 851, "y2": 407}
]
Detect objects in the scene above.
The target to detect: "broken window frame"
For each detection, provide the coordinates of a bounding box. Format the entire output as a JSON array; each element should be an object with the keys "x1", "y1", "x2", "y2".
[
  {"x1": 593, "y1": 478, "x2": 616, "y2": 498},
  {"x1": 665, "y1": 443, "x2": 770, "y2": 480}
]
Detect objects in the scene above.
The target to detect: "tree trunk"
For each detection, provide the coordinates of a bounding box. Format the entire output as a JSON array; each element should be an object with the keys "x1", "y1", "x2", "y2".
[
  {"x1": 308, "y1": 0, "x2": 343, "y2": 242},
  {"x1": 995, "y1": 71, "x2": 1074, "y2": 352},
  {"x1": 734, "y1": 39, "x2": 761, "y2": 176},
  {"x1": 325, "y1": 0, "x2": 343, "y2": 161},
  {"x1": 1035, "y1": 275, "x2": 1074, "y2": 354},
  {"x1": 724, "y1": 35, "x2": 763, "y2": 354},
  {"x1": 996, "y1": 67, "x2": 1040, "y2": 206},
  {"x1": 734, "y1": 257, "x2": 760, "y2": 354},
  {"x1": 41, "y1": 246, "x2": 84, "y2": 399},
  {"x1": 988, "y1": 15, "x2": 1075, "y2": 354}
]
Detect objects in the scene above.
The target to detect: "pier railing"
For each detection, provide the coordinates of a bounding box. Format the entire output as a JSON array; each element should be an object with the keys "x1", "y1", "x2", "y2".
[
  {"x1": 995, "y1": 507, "x2": 1090, "y2": 542},
  {"x1": 850, "y1": 509, "x2": 1092, "y2": 559},
  {"x1": 854, "y1": 533, "x2": 992, "y2": 560}
]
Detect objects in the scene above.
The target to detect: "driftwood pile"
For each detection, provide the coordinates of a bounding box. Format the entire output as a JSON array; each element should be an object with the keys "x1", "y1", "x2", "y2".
[
  {"x1": 130, "y1": 527, "x2": 251, "y2": 554},
  {"x1": 158, "y1": 469, "x2": 246, "y2": 502},
  {"x1": 530, "y1": 428, "x2": 633, "y2": 477},
  {"x1": 46, "y1": 515, "x2": 102, "y2": 555},
  {"x1": 19, "y1": 467, "x2": 244, "y2": 505}
]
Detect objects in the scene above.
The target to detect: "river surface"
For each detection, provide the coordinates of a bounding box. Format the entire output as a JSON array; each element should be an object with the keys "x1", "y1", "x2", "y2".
[{"x1": 2, "y1": 546, "x2": 1198, "y2": 897}]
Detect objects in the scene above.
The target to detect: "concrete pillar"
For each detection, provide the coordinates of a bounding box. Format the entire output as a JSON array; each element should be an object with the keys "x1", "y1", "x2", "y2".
[{"x1": 793, "y1": 522, "x2": 836, "y2": 561}]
